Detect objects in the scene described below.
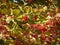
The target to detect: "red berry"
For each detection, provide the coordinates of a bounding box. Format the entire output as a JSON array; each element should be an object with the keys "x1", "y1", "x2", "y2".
[
  {"x1": 56, "y1": 20, "x2": 60, "y2": 26},
  {"x1": 0, "y1": 26, "x2": 7, "y2": 32},
  {"x1": 23, "y1": 15, "x2": 28, "y2": 22},
  {"x1": 0, "y1": 13, "x2": 5, "y2": 18},
  {"x1": 47, "y1": 12, "x2": 54, "y2": 17},
  {"x1": 33, "y1": 15, "x2": 37, "y2": 21},
  {"x1": 3, "y1": 34, "x2": 10, "y2": 39},
  {"x1": 45, "y1": 37, "x2": 51, "y2": 43},
  {"x1": 0, "y1": 20, "x2": 7, "y2": 25},
  {"x1": 41, "y1": 34, "x2": 46, "y2": 40},
  {"x1": 24, "y1": 31, "x2": 29, "y2": 36},
  {"x1": 15, "y1": 41, "x2": 21, "y2": 45},
  {"x1": 51, "y1": 26, "x2": 58, "y2": 30},
  {"x1": 36, "y1": 24, "x2": 46, "y2": 33},
  {"x1": 0, "y1": 15, "x2": 3, "y2": 18},
  {"x1": 31, "y1": 34, "x2": 38, "y2": 39},
  {"x1": 46, "y1": 19, "x2": 54, "y2": 27},
  {"x1": 31, "y1": 24, "x2": 37, "y2": 28}
]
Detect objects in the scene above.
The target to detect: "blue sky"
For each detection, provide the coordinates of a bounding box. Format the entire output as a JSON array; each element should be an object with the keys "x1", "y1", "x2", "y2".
[{"x1": 14, "y1": 0, "x2": 24, "y2": 2}]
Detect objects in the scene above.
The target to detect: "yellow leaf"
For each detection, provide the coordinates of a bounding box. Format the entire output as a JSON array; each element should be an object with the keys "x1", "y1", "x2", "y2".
[
  {"x1": 13, "y1": 9, "x2": 20, "y2": 15},
  {"x1": 17, "y1": 15, "x2": 23, "y2": 19}
]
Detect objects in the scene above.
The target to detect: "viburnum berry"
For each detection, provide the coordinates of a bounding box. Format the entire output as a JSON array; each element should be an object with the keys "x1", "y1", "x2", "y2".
[
  {"x1": 56, "y1": 20, "x2": 60, "y2": 26},
  {"x1": 15, "y1": 41, "x2": 21, "y2": 45},
  {"x1": 23, "y1": 31, "x2": 29, "y2": 36},
  {"x1": 45, "y1": 37, "x2": 51, "y2": 43},
  {"x1": 15, "y1": 36, "x2": 28, "y2": 45},
  {"x1": 36, "y1": 24, "x2": 41, "y2": 30},
  {"x1": 41, "y1": 27, "x2": 47, "y2": 33},
  {"x1": 46, "y1": 19, "x2": 54, "y2": 27},
  {"x1": 41, "y1": 33, "x2": 46, "y2": 40},
  {"x1": 0, "y1": 15, "x2": 3, "y2": 18},
  {"x1": 0, "y1": 13, "x2": 5, "y2": 18},
  {"x1": 31, "y1": 24, "x2": 46, "y2": 33},
  {"x1": 47, "y1": 11, "x2": 54, "y2": 17},
  {"x1": 33, "y1": 15, "x2": 37, "y2": 21},
  {"x1": 0, "y1": 26, "x2": 7, "y2": 32},
  {"x1": 36, "y1": 24, "x2": 46, "y2": 33},
  {"x1": 0, "y1": 20, "x2": 7, "y2": 25},
  {"x1": 51, "y1": 26, "x2": 58, "y2": 30},
  {"x1": 3, "y1": 34, "x2": 10, "y2": 39},
  {"x1": 23, "y1": 15, "x2": 28, "y2": 22},
  {"x1": 31, "y1": 34, "x2": 38, "y2": 39},
  {"x1": 31, "y1": 24, "x2": 37, "y2": 28}
]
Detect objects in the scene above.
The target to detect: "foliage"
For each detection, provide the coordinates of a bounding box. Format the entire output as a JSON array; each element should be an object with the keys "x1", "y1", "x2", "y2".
[{"x1": 0, "y1": 0, "x2": 60, "y2": 45}]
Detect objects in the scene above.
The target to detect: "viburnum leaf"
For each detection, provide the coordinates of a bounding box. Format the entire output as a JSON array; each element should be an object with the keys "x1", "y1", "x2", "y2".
[
  {"x1": 17, "y1": 15, "x2": 23, "y2": 19},
  {"x1": 13, "y1": 9, "x2": 20, "y2": 16},
  {"x1": 57, "y1": 38, "x2": 60, "y2": 41}
]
